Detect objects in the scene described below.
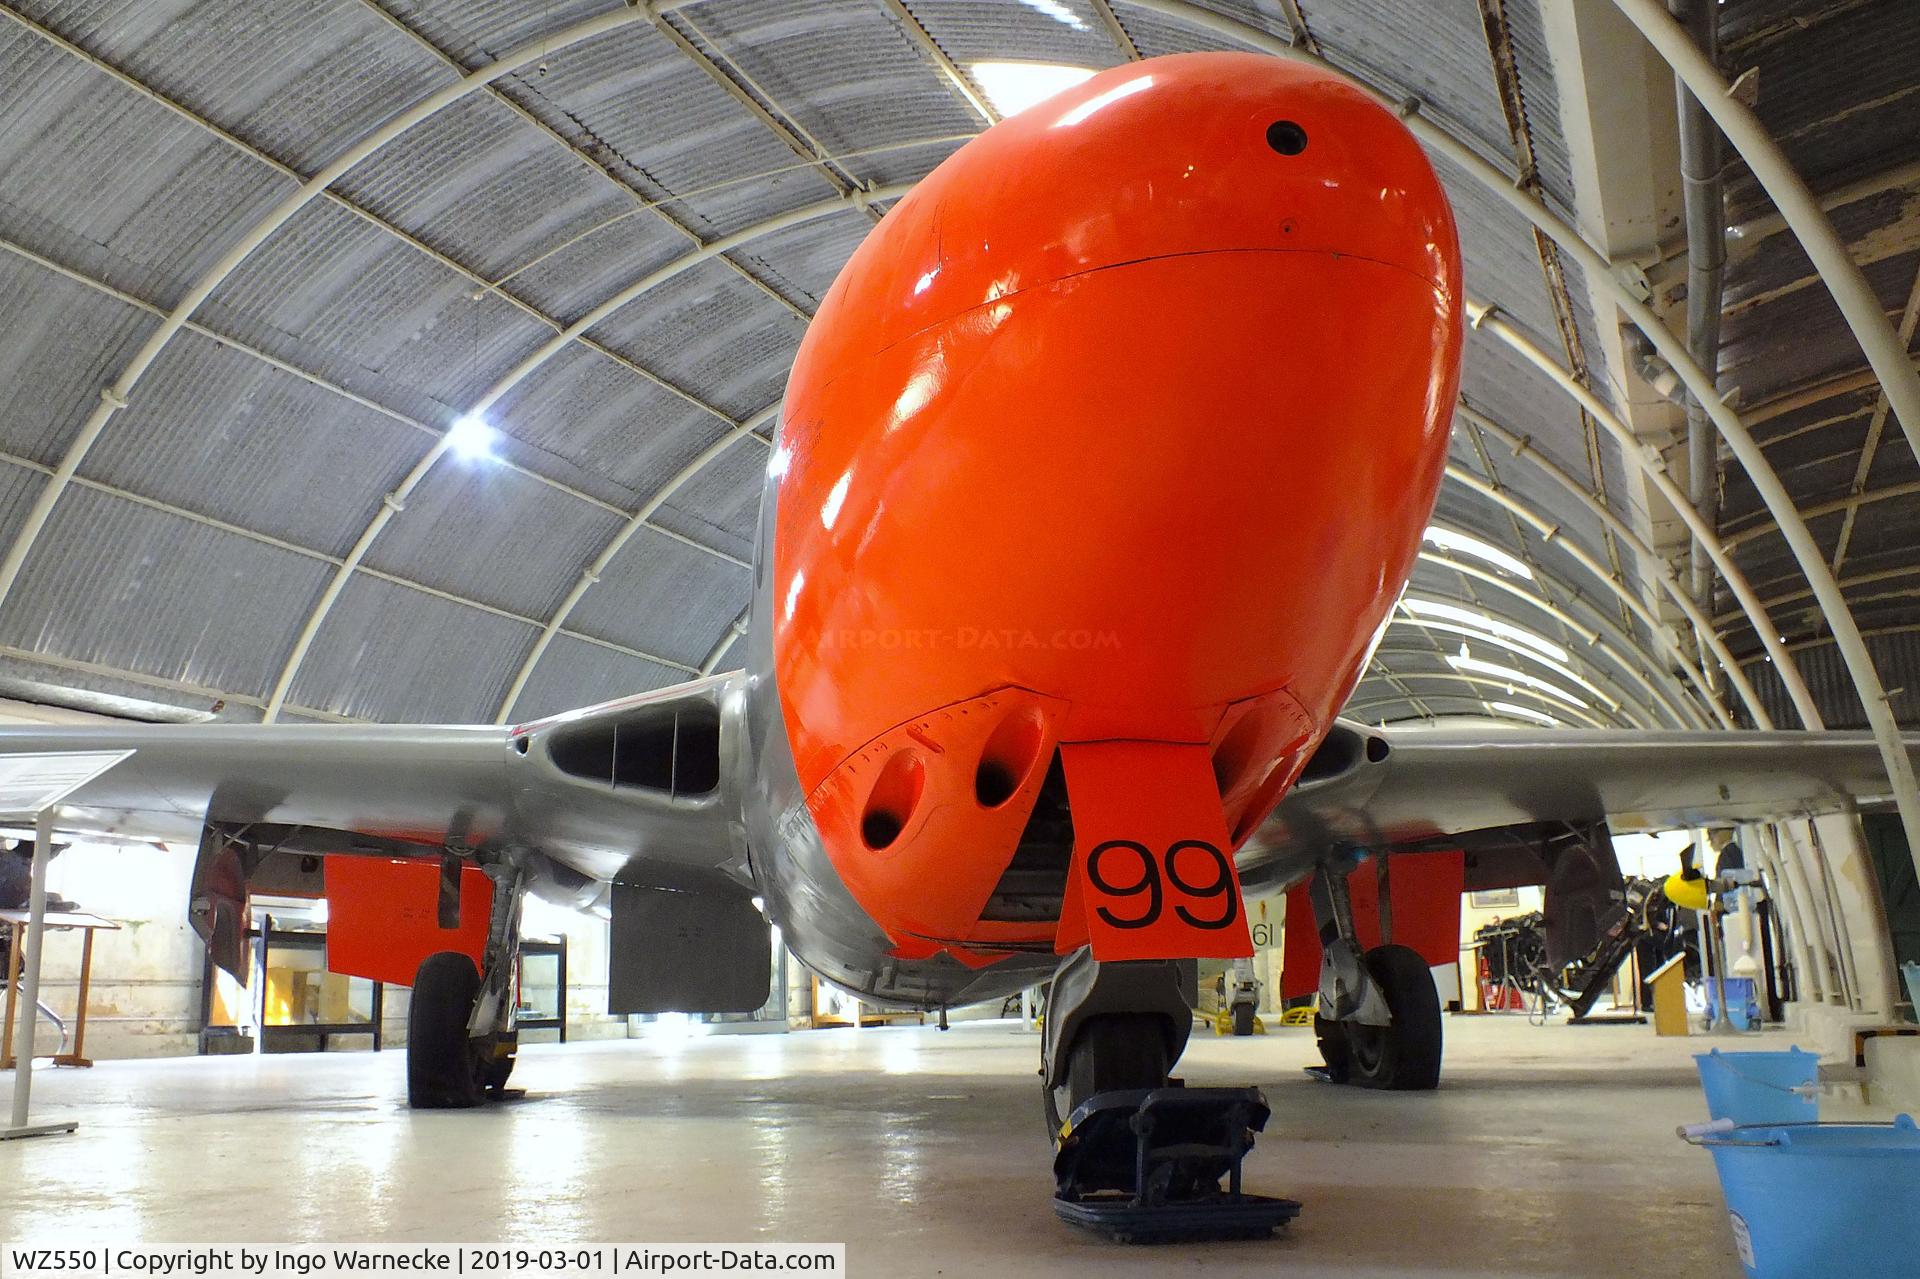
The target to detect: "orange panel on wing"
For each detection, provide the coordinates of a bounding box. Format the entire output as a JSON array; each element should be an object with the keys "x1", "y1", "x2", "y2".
[
  {"x1": 1057, "y1": 741, "x2": 1254, "y2": 961},
  {"x1": 324, "y1": 856, "x2": 492, "y2": 988}
]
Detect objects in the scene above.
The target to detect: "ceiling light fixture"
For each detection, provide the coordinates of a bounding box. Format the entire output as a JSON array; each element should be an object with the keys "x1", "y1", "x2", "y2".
[
  {"x1": 445, "y1": 413, "x2": 497, "y2": 462},
  {"x1": 1401, "y1": 597, "x2": 1568, "y2": 664},
  {"x1": 970, "y1": 61, "x2": 1097, "y2": 117},
  {"x1": 1423, "y1": 525, "x2": 1534, "y2": 580},
  {"x1": 1448, "y1": 652, "x2": 1590, "y2": 710},
  {"x1": 1485, "y1": 701, "x2": 1561, "y2": 727}
]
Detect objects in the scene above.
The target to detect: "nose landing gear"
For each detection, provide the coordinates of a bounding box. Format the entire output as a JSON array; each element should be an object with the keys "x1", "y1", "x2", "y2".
[{"x1": 1041, "y1": 948, "x2": 1300, "y2": 1242}]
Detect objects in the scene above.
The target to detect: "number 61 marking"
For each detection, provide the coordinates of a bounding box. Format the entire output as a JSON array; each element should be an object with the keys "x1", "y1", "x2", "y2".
[{"x1": 1086, "y1": 839, "x2": 1240, "y2": 931}]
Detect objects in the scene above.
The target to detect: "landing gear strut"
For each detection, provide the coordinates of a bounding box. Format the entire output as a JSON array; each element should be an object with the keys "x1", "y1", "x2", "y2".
[
  {"x1": 1041, "y1": 949, "x2": 1188, "y2": 1139},
  {"x1": 1308, "y1": 857, "x2": 1442, "y2": 1090},
  {"x1": 1041, "y1": 948, "x2": 1300, "y2": 1242},
  {"x1": 407, "y1": 862, "x2": 524, "y2": 1109}
]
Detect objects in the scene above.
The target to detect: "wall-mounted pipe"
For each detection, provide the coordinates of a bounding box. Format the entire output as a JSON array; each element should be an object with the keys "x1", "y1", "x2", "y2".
[{"x1": 1666, "y1": 0, "x2": 1726, "y2": 609}]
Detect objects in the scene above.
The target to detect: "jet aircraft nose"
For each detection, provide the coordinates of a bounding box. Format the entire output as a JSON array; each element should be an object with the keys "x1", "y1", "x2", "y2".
[{"x1": 766, "y1": 52, "x2": 1463, "y2": 960}]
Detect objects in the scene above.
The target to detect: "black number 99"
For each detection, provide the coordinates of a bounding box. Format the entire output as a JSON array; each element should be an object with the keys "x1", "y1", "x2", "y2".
[
  {"x1": 1087, "y1": 840, "x2": 1161, "y2": 929},
  {"x1": 1087, "y1": 839, "x2": 1239, "y2": 931}
]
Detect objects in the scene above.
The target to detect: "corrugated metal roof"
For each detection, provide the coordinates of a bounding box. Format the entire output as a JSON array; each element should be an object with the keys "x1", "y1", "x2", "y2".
[
  {"x1": 0, "y1": 0, "x2": 1905, "y2": 732},
  {"x1": 502, "y1": 630, "x2": 691, "y2": 723},
  {"x1": 0, "y1": 484, "x2": 335, "y2": 700},
  {"x1": 0, "y1": 253, "x2": 159, "y2": 465},
  {"x1": 333, "y1": 93, "x2": 636, "y2": 282},
  {"x1": 0, "y1": 14, "x2": 294, "y2": 308},
  {"x1": 15, "y1": 0, "x2": 459, "y2": 175},
  {"x1": 361, "y1": 458, "x2": 626, "y2": 619},
  {"x1": 79, "y1": 327, "x2": 423, "y2": 556},
  {"x1": 565, "y1": 525, "x2": 752, "y2": 669},
  {"x1": 491, "y1": 345, "x2": 738, "y2": 501},
  {"x1": 652, "y1": 433, "x2": 768, "y2": 565},
  {"x1": 285, "y1": 572, "x2": 533, "y2": 722},
  {"x1": 583, "y1": 258, "x2": 808, "y2": 418}
]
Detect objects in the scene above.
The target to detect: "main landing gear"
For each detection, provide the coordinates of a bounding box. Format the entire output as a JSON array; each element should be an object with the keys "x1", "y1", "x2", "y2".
[
  {"x1": 1041, "y1": 949, "x2": 1299, "y2": 1242},
  {"x1": 1308, "y1": 857, "x2": 1442, "y2": 1090},
  {"x1": 407, "y1": 863, "x2": 524, "y2": 1109}
]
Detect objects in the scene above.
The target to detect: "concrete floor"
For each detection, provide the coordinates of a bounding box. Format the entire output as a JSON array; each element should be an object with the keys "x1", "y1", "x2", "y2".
[{"x1": 1, "y1": 1016, "x2": 1757, "y2": 1276}]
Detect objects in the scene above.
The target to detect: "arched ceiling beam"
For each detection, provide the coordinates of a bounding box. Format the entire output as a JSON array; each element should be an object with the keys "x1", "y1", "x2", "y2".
[
  {"x1": 1444, "y1": 463, "x2": 1734, "y2": 727},
  {"x1": 1722, "y1": 479, "x2": 1920, "y2": 553},
  {"x1": 643, "y1": 5, "x2": 879, "y2": 222},
  {"x1": 1456, "y1": 403, "x2": 1774, "y2": 727},
  {"x1": 1356, "y1": 667, "x2": 1614, "y2": 730},
  {"x1": 0, "y1": 6, "x2": 649, "y2": 612},
  {"x1": 1134, "y1": 0, "x2": 1920, "y2": 875},
  {"x1": 1468, "y1": 302, "x2": 1819, "y2": 726},
  {"x1": 494, "y1": 406, "x2": 777, "y2": 724},
  {"x1": 700, "y1": 608, "x2": 752, "y2": 678},
  {"x1": 1407, "y1": 555, "x2": 1676, "y2": 728},
  {"x1": 874, "y1": 0, "x2": 998, "y2": 124},
  {"x1": 1396, "y1": 577, "x2": 1701, "y2": 731},
  {"x1": 1091, "y1": 0, "x2": 1145, "y2": 60},
  {"x1": 265, "y1": 186, "x2": 901, "y2": 720},
  {"x1": 1344, "y1": 693, "x2": 1591, "y2": 731},
  {"x1": 1367, "y1": 645, "x2": 1641, "y2": 728},
  {"x1": 1380, "y1": 614, "x2": 1642, "y2": 724}
]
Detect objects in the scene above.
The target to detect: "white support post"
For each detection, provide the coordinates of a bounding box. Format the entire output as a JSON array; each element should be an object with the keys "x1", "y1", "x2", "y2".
[
  {"x1": 4, "y1": 809, "x2": 75, "y2": 1140},
  {"x1": 1810, "y1": 809, "x2": 1900, "y2": 1019}
]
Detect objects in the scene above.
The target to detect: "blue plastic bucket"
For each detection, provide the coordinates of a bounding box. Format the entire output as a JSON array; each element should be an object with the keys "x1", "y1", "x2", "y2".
[
  {"x1": 1691, "y1": 1116, "x2": 1920, "y2": 1278},
  {"x1": 1694, "y1": 1049, "x2": 1817, "y2": 1126},
  {"x1": 1706, "y1": 978, "x2": 1762, "y2": 1030}
]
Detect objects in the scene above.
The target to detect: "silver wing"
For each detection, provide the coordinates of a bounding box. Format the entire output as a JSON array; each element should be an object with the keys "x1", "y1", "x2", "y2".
[
  {"x1": 0, "y1": 671, "x2": 749, "y2": 890},
  {"x1": 1246, "y1": 720, "x2": 1920, "y2": 878}
]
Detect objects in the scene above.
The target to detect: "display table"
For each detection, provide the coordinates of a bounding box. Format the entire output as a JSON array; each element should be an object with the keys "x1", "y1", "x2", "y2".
[{"x1": 1, "y1": 908, "x2": 120, "y2": 1068}]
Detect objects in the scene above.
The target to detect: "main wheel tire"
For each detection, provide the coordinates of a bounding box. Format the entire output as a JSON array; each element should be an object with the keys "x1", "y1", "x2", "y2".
[
  {"x1": 1044, "y1": 1013, "x2": 1171, "y2": 1141},
  {"x1": 1313, "y1": 1011, "x2": 1353, "y2": 1082},
  {"x1": 407, "y1": 951, "x2": 484, "y2": 1109},
  {"x1": 1343, "y1": 943, "x2": 1443, "y2": 1091},
  {"x1": 1231, "y1": 1003, "x2": 1256, "y2": 1036},
  {"x1": 480, "y1": 1049, "x2": 515, "y2": 1094}
]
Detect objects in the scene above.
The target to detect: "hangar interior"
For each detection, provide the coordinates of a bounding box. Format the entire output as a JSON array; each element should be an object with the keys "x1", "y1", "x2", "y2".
[{"x1": 1, "y1": 0, "x2": 1919, "y2": 1273}]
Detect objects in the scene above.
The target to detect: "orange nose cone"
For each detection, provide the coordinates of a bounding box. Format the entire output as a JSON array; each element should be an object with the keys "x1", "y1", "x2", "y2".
[{"x1": 771, "y1": 53, "x2": 1462, "y2": 954}]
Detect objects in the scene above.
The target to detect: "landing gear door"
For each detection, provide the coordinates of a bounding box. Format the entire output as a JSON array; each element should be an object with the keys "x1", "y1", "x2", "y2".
[
  {"x1": 188, "y1": 825, "x2": 251, "y2": 984},
  {"x1": 1055, "y1": 741, "x2": 1254, "y2": 961},
  {"x1": 607, "y1": 881, "x2": 772, "y2": 1014}
]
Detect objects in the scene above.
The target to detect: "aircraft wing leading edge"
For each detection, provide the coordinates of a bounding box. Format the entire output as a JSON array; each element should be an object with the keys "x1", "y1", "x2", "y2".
[
  {"x1": 0, "y1": 672, "x2": 749, "y2": 892},
  {"x1": 1251, "y1": 723, "x2": 1920, "y2": 869}
]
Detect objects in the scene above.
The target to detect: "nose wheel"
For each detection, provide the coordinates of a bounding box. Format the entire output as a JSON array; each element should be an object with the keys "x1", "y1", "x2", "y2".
[{"x1": 1045, "y1": 1012, "x2": 1171, "y2": 1139}]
